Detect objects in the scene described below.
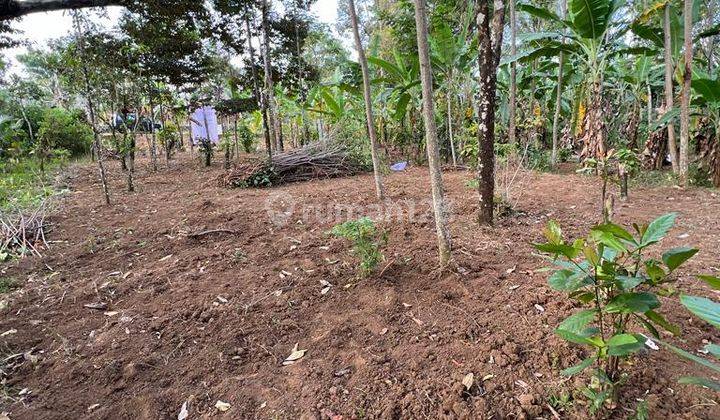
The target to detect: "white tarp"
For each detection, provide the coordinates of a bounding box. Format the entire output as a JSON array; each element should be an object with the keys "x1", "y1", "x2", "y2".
[{"x1": 190, "y1": 106, "x2": 219, "y2": 144}]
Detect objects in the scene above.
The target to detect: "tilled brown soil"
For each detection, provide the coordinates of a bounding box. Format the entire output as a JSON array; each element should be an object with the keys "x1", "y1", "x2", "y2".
[{"x1": 1, "y1": 153, "x2": 719, "y2": 419}]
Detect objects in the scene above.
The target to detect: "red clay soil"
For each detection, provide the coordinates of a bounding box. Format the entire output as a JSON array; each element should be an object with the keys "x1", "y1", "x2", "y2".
[{"x1": 1, "y1": 152, "x2": 719, "y2": 420}]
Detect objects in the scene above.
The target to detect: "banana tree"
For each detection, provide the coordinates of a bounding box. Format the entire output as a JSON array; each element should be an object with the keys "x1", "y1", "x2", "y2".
[
  {"x1": 691, "y1": 75, "x2": 720, "y2": 185},
  {"x1": 607, "y1": 54, "x2": 663, "y2": 149},
  {"x1": 429, "y1": 13, "x2": 475, "y2": 166},
  {"x1": 366, "y1": 50, "x2": 421, "y2": 140},
  {"x1": 516, "y1": 0, "x2": 630, "y2": 160}
]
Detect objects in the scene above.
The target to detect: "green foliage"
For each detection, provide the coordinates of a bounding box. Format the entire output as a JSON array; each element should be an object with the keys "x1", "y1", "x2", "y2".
[
  {"x1": 0, "y1": 159, "x2": 60, "y2": 211},
  {"x1": 534, "y1": 213, "x2": 697, "y2": 414},
  {"x1": 197, "y1": 138, "x2": 213, "y2": 167},
  {"x1": 0, "y1": 277, "x2": 17, "y2": 293},
  {"x1": 331, "y1": 217, "x2": 387, "y2": 276},
  {"x1": 660, "y1": 274, "x2": 720, "y2": 391},
  {"x1": 157, "y1": 121, "x2": 179, "y2": 150},
  {"x1": 237, "y1": 123, "x2": 255, "y2": 153},
  {"x1": 37, "y1": 108, "x2": 92, "y2": 157},
  {"x1": 687, "y1": 163, "x2": 713, "y2": 188}
]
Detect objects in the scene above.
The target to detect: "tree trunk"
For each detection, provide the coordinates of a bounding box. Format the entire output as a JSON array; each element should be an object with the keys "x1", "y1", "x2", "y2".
[
  {"x1": 244, "y1": 8, "x2": 272, "y2": 161},
  {"x1": 663, "y1": 4, "x2": 679, "y2": 173},
  {"x1": 579, "y1": 80, "x2": 607, "y2": 160},
  {"x1": 678, "y1": 0, "x2": 693, "y2": 186},
  {"x1": 476, "y1": 0, "x2": 506, "y2": 225},
  {"x1": 348, "y1": 0, "x2": 385, "y2": 200},
  {"x1": 550, "y1": 0, "x2": 566, "y2": 169},
  {"x1": 261, "y1": 0, "x2": 280, "y2": 153},
  {"x1": 72, "y1": 11, "x2": 110, "y2": 205},
  {"x1": 508, "y1": 0, "x2": 517, "y2": 145},
  {"x1": 147, "y1": 87, "x2": 158, "y2": 172},
  {"x1": 413, "y1": 0, "x2": 452, "y2": 266},
  {"x1": 447, "y1": 89, "x2": 457, "y2": 167}
]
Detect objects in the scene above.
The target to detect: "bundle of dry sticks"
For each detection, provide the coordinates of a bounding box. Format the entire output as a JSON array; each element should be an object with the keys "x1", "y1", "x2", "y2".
[
  {"x1": 0, "y1": 205, "x2": 49, "y2": 258},
  {"x1": 221, "y1": 142, "x2": 365, "y2": 188}
]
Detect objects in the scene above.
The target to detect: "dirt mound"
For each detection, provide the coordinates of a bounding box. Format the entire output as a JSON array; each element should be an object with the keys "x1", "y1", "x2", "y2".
[{"x1": 0, "y1": 152, "x2": 719, "y2": 419}]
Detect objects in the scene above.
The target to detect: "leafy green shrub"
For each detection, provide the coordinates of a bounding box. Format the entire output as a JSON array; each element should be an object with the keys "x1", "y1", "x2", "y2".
[
  {"x1": 37, "y1": 108, "x2": 92, "y2": 157},
  {"x1": 237, "y1": 123, "x2": 255, "y2": 153},
  {"x1": 331, "y1": 217, "x2": 387, "y2": 276},
  {"x1": 157, "y1": 121, "x2": 179, "y2": 158},
  {"x1": 197, "y1": 138, "x2": 213, "y2": 166},
  {"x1": 0, "y1": 159, "x2": 57, "y2": 210},
  {"x1": 534, "y1": 213, "x2": 697, "y2": 413},
  {"x1": 661, "y1": 275, "x2": 720, "y2": 390},
  {"x1": 688, "y1": 163, "x2": 713, "y2": 188}
]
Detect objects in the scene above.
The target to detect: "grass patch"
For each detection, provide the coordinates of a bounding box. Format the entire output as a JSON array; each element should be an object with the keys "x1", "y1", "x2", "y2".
[
  {"x1": 0, "y1": 158, "x2": 71, "y2": 212},
  {"x1": 630, "y1": 168, "x2": 678, "y2": 188},
  {"x1": 0, "y1": 277, "x2": 18, "y2": 294},
  {"x1": 0, "y1": 160, "x2": 55, "y2": 211}
]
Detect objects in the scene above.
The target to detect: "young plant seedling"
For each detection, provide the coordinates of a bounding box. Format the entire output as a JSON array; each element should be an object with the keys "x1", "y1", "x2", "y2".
[
  {"x1": 534, "y1": 212, "x2": 698, "y2": 414},
  {"x1": 331, "y1": 217, "x2": 387, "y2": 277}
]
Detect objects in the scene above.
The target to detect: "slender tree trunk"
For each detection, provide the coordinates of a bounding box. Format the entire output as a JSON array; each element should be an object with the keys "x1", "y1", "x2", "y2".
[
  {"x1": 647, "y1": 83, "x2": 653, "y2": 128},
  {"x1": 72, "y1": 11, "x2": 110, "y2": 205},
  {"x1": 244, "y1": 8, "x2": 272, "y2": 161},
  {"x1": 447, "y1": 87, "x2": 457, "y2": 167},
  {"x1": 550, "y1": 0, "x2": 566, "y2": 169},
  {"x1": 261, "y1": 0, "x2": 282, "y2": 152},
  {"x1": 293, "y1": 6, "x2": 310, "y2": 146},
  {"x1": 678, "y1": 0, "x2": 693, "y2": 185},
  {"x1": 147, "y1": 86, "x2": 158, "y2": 172},
  {"x1": 348, "y1": 0, "x2": 385, "y2": 200},
  {"x1": 664, "y1": 4, "x2": 679, "y2": 173},
  {"x1": 508, "y1": 0, "x2": 517, "y2": 145},
  {"x1": 413, "y1": 0, "x2": 451, "y2": 265},
  {"x1": 476, "y1": 0, "x2": 506, "y2": 225}
]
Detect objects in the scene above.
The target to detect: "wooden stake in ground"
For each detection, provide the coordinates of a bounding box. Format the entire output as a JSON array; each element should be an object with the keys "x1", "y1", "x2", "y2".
[
  {"x1": 348, "y1": 0, "x2": 385, "y2": 200},
  {"x1": 678, "y1": 0, "x2": 693, "y2": 186},
  {"x1": 413, "y1": 0, "x2": 451, "y2": 265}
]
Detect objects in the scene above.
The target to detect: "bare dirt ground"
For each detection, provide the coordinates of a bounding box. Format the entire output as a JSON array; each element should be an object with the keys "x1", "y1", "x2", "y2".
[{"x1": 1, "y1": 151, "x2": 719, "y2": 419}]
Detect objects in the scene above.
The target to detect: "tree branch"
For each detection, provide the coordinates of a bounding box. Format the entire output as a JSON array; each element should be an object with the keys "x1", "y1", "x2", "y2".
[{"x1": 0, "y1": 0, "x2": 125, "y2": 20}]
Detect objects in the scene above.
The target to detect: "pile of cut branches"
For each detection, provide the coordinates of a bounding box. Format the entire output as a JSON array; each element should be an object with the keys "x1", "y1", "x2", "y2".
[
  {"x1": 221, "y1": 143, "x2": 366, "y2": 188},
  {"x1": 1, "y1": 205, "x2": 49, "y2": 259}
]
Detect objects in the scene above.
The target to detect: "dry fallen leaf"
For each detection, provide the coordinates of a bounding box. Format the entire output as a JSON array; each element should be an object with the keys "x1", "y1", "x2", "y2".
[
  {"x1": 283, "y1": 343, "x2": 307, "y2": 366},
  {"x1": 482, "y1": 374, "x2": 494, "y2": 381},
  {"x1": 462, "y1": 372, "x2": 474, "y2": 390},
  {"x1": 379, "y1": 328, "x2": 388, "y2": 335},
  {"x1": 178, "y1": 401, "x2": 189, "y2": 420},
  {"x1": 87, "y1": 404, "x2": 100, "y2": 412},
  {"x1": 506, "y1": 266, "x2": 516, "y2": 274},
  {"x1": 215, "y1": 400, "x2": 231, "y2": 412},
  {"x1": 320, "y1": 286, "x2": 331, "y2": 295},
  {"x1": 534, "y1": 304, "x2": 545, "y2": 313},
  {"x1": 159, "y1": 254, "x2": 174, "y2": 262}
]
